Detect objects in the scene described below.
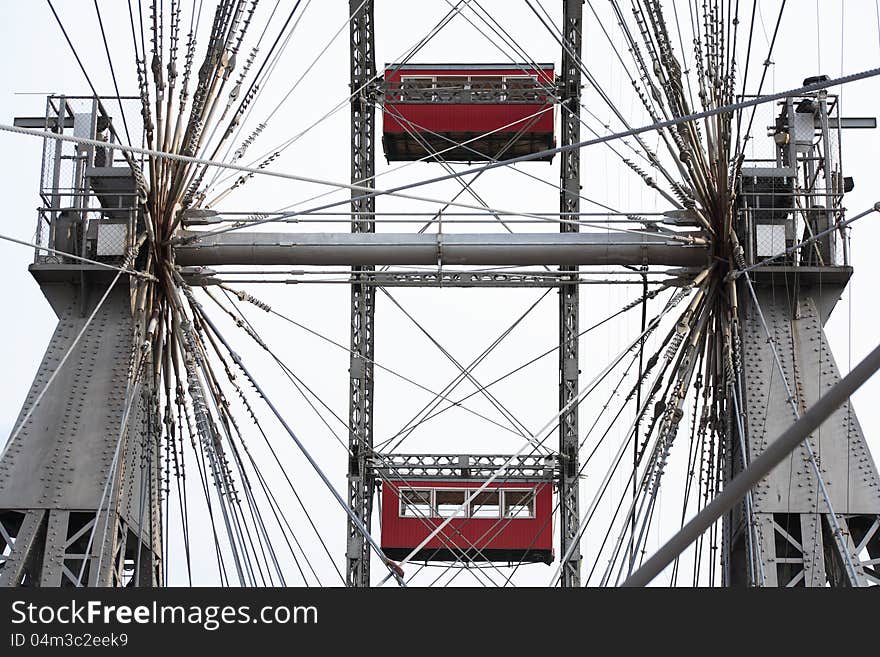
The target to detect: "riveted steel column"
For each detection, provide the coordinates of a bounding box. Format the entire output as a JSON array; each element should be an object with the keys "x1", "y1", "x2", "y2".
[
  {"x1": 0, "y1": 282, "x2": 160, "y2": 586},
  {"x1": 730, "y1": 286, "x2": 880, "y2": 587},
  {"x1": 558, "y1": 0, "x2": 583, "y2": 587},
  {"x1": 346, "y1": 0, "x2": 377, "y2": 587}
]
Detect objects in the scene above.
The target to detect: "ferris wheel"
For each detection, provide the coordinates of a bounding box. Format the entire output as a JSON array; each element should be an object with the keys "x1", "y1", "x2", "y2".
[{"x1": 0, "y1": 0, "x2": 879, "y2": 588}]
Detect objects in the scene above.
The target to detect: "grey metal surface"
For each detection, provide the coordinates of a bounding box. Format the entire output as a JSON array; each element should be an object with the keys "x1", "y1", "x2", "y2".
[
  {"x1": 557, "y1": 0, "x2": 582, "y2": 588},
  {"x1": 0, "y1": 281, "x2": 160, "y2": 586},
  {"x1": 828, "y1": 117, "x2": 877, "y2": 129},
  {"x1": 175, "y1": 230, "x2": 707, "y2": 267},
  {"x1": 346, "y1": 270, "x2": 582, "y2": 287},
  {"x1": 732, "y1": 287, "x2": 880, "y2": 586},
  {"x1": 741, "y1": 290, "x2": 880, "y2": 514},
  {"x1": 0, "y1": 510, "x2": 45, "y2": 586},
  {"x1": 622, "y1": 336, "x2": 880, "y2": 587},
  {"x1": 721, "y1": 92, "x2": 880, "y2": 586},
  {"x1": 346, "y1": 0, "x2": 377, "y2": 588},
  {"x1": 0, "y1": 286, "x2": 136, "y2": 510}
]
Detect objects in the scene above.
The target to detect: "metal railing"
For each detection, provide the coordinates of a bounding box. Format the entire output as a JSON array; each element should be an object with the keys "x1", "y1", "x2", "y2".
[
  {"x1": 383, "y1": 80, "x2": 554, "y2": 104},
  {"x1": 737, "y1": 91, "x2": 848, "y2": 268},
  {"x1": 372, "y1": 453, "x2": 557, "y2": 480},
  {"x1": 32, "y1": 95, "x2": 144, "y2": 265}
]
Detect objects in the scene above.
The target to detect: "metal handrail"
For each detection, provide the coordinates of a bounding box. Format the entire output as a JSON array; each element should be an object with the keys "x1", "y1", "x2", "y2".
[{"x1": 383, "y1": 80, "x2": 554, "y2": 104}]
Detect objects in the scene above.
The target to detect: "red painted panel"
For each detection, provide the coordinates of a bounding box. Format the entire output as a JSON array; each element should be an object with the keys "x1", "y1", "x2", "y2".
[
  {"x1": 380, "y1": 480, "x2": 553, "y2": 555},
  {"x1": 383, "y1": 103, "x2": 553, "y2": 134}
]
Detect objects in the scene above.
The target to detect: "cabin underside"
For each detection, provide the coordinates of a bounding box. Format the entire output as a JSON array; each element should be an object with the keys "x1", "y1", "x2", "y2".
[{"x1": 382, "y1": 130, "x2": 555, "y2": 162}]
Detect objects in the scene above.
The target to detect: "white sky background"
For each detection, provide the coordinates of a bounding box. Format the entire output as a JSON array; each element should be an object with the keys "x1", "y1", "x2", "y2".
[{"x1": 0, "y1": 0, "x2": 878, "y2": 586}]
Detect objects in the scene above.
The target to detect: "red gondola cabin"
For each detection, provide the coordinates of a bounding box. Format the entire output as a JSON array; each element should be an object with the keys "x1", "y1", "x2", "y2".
[
  {"x1": 380, "y1": 480, "x2": 554, "y2": 564},
  {"x1": 382, "y1": 63, "x2": 555, "y2": 162}
]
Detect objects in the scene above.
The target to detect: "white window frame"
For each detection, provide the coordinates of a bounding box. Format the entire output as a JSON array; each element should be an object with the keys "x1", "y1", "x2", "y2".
[
  {"x1": 396, "y1": 74, "x2": 543, "y2": 102},
  {"x1": 398, "y1": 487, "x2": 434, "y2": 518},
  {"x1": 433, "y1": 488, "x2": 471, "y2": 518},
  {"x1": 397, "y1": 486, "x2": 538, "y2": 519},
  {"x1": 502, "y1": 488, "x2": 537, "y2": 519},
  {"x1": 502, "y1": 75, "x2": 541, "y2": 101},
  {"x1": 468, "y1": 488, "x2": 502, "y2": 518},
  {"x1": 398, "y1": 75, "x2": 436, "y2": 102}
]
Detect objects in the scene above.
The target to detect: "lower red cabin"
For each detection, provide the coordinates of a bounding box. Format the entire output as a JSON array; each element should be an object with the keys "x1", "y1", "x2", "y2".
[
  {"x1": 382, "y1": 63, "x2": 556, "y2": 162},
  {"x1": 380, "y1": 479, "x2": 554, "y2": 564}
]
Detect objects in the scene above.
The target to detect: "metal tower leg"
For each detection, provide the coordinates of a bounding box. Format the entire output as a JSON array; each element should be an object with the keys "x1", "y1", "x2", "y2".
[
  {"x1": 346, "y1": 0, "x2": 377, "y2": 587},
  {"x1": 730, "y1": 285, "x2": 880, "y2": 586},
  {"x1": 0, "y1": 280, "x2": 161, "y2": 586},
  {"x1": 558, "y1": 0, "x2": 583, "y2": 587}
]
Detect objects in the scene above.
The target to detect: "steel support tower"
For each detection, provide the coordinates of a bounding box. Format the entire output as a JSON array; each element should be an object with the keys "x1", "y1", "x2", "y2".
[
  {"x1": 558, "y1": 0, "x2": 583, "y2": 588},
  {"x1": 0, "y1": 98, "x2": 161, "y2": 587},
  {"x1": 725, "y1": 92, "x2": 880, "y2": 586},
  {"x1": 346, "y1": 0, "x2": 378, "y2": 587},
  {"x1": 730, "y1": 283, "x2": 880, "y2": 586},
  {"x1": 0, "y1": 275, "x2": 161, "y2": 587}
]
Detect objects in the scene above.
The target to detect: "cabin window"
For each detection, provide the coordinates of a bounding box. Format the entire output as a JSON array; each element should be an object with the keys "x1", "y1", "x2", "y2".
[
  {"x1": 503, "y1": 490, "x2": 535, "y2": 518},
  {"x1": 505, "y1": 76, "x2": 540, "y2": 102},
  {"x1": 469, "y1": 490, "x2": 501, "y2": 518},
  {"x1": 400, "y1": 77, "x2": 434, "y2": 102},
  {"x1": 397, "y1": 486, "x2": 538, "y2": 518},
  {"x1": 394, "y1": 73, "x2": 545, "y2": 103},
  {"x1": 433, "y1": 76, "x2": 469, "y2": 102},
  {"x1": 435, "y1": 489, "x2": 469, "y2": 517},
  {"x1": 400, "y1": 488, "x2": 433, "y2": 517},
  {"x1": 470, "y1": 76, "x2": 503, "y2": 101}
]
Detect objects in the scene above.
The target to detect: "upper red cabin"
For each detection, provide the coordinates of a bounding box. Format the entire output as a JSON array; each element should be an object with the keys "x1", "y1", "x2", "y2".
[
  {"x1": 382, "y1": 63, "x2": 556, "y2": 163},
  {"x1": 377, "y1": 455, "x2": 555, "y2": 564}
]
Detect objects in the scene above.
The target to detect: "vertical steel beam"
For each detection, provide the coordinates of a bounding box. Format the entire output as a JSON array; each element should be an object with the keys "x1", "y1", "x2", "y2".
[
  {"x1": 0, "y1": 510, "x2": 46, "y2": 586},
  {"x1": 727, "y1": 92, "x2": 880, "y2": 586},
  {"x1": 346, "y1": 0, "x2": 377, "y2": 587},
  {"x1": 558, "y1": 0, "x2": 583, "y2": 587}
]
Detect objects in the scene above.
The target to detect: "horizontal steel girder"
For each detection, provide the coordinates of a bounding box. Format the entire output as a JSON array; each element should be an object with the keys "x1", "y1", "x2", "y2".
[
  {"x1": 372, "y1": 453, "x2": 557, "y2": 480},
  {"x1": 175, "y1": 231, "x2": 707, "y2": 267}
]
